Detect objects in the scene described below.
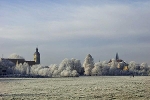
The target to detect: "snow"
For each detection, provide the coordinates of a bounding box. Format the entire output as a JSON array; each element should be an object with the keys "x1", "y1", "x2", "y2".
[{"x1": 0, "y1": 76, "x2": 150, "y2": 100}]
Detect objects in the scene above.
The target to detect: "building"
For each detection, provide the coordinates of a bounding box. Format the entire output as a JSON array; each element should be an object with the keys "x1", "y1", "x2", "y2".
[
  {"x1": 0, "y1": 48, "x2": 41, "y2": 75},
  {"x1": 108, "y1": 53, "x2": 128, "y2": 71},
  {"x1": 5, "y1": 48, "x2": 40, "y2": 66}
]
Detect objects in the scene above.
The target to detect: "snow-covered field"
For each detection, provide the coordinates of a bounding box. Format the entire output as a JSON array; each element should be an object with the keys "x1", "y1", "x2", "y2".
[{"x1": 0, "y1": 76, "x2": 150, "y2": 100}]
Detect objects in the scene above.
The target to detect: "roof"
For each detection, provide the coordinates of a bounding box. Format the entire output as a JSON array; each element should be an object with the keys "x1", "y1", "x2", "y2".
[
  {"x1": 25, "y1": 61, "x2": 35, "y2": 66},
  {"x1": 34, "y1": 48, "x2": 40, "y2": 55},
  {"x1": 0, "y1": 58, "x2": 16, "y2": 67},
  {"x1": 1, "y1": 58, "x2": 35, "y2": 66},
  {"x1": 108, "y1": 59, "x2": 123, "y2": 63}
]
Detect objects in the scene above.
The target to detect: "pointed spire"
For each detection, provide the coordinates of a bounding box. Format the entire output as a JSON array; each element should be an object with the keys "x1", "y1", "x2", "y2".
[{"x1": 116, "y1": 53, "x2": 119, "y2": 60}]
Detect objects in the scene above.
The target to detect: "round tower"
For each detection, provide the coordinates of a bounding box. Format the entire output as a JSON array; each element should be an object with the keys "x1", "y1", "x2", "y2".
[{"x1": 34, "y1": 48, "x2": 40, "y2": 64}]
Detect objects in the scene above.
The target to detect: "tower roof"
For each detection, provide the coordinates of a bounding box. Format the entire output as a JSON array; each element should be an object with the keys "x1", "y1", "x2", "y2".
[
  {"x1": 34, "y1": 48, "x2": 40, "y2": 55},
  {"x1": 116, "y1": 53, "x2": 119, "y2": 60}
]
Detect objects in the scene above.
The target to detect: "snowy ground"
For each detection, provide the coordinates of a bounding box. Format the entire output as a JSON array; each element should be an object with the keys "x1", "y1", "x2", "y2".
[{"x1": 0, "y1": 76, "x2": 150, "y2": 100}]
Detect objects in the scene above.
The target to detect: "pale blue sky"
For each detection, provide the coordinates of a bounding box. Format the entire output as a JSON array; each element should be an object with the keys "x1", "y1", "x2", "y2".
[{"x1": 0, "y1": 0, "x2": 150, "y2": 65}]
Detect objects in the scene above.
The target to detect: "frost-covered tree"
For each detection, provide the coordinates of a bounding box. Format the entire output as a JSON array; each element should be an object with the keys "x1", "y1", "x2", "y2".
[
  {"x1": 30, "y1": 65, "x2": 52, "y2": 77},
  {"x1": 92, "y1": 62, "x2": 103, "y2": 76},
  {"x1": 48, "y1": 58, "x2": 81, "y2": 77},
  {"x1": 14, "y1": 62, "x2": 29, "y2": 75},
  {"x1": 128, "y1": 61, "x2": 150, "y2": 76},
  {"x1": 58, "y1": 58, "x2": 80, "y2": 77},
  {"x1": 140, "y1": 62, "x2": 148, "y2": 71},
  {"x1": 49, "y1": 64, "x2": 59, "y2": 77},
  {"x1": 71, "y1": 58, "x2": 82, "y2": 74},
  {"x1": 140, "y1": 62, "x2": 149, "y2": 76},
  {"x1": 8, "y1": 53, "x2": 25, "y2": 60},
  {"x1": 109, "y1": 59, "x2": 118, "y2": 75},
  {"x1": 101, "y1": 61, "x2": 110, "y2": 75},
  {"x1": 128, "y1": 61, "x2": 136, "y2": 74},
  {"x1": 83, "y1": 54, "x2": 94, "y2": 76}
]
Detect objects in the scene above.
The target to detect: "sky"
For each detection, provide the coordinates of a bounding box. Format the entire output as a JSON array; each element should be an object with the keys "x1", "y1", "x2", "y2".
[{"x1": 0, "y1": 0, "x2": 150, "y2": 66}]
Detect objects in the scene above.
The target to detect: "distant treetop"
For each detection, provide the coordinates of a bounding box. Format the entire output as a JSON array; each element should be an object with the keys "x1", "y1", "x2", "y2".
[{"x1": 8, "y1": 53, "x2": 25, "y2": 60}]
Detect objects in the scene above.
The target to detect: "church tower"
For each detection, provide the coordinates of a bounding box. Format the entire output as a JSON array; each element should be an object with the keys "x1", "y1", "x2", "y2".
[{"x1": 34, "y1": 47, "x2": 40, "y2": 64}]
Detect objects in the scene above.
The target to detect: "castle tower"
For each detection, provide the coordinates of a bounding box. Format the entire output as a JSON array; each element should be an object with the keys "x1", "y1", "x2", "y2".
[
  {"x1": 116, "y1": 53, "x2": 119, "y2": 60},
  {"x1": 34, "y1": 48, "x2": 40, "y2": 64}
]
